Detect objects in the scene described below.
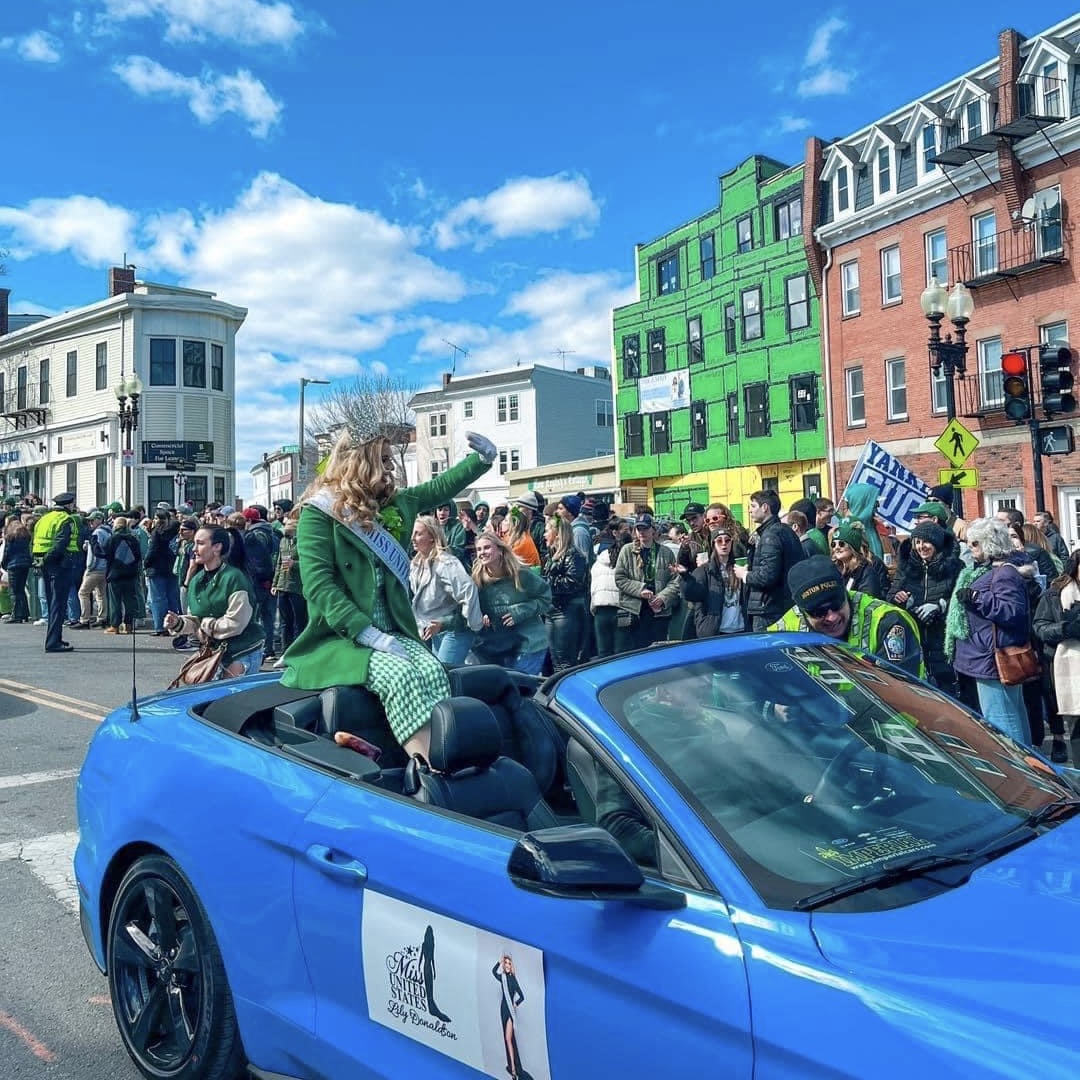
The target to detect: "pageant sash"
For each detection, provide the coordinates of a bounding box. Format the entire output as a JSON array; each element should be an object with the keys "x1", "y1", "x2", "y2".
[{"x1": 307, "y1": 491, "x2": 412, "y2": 595}]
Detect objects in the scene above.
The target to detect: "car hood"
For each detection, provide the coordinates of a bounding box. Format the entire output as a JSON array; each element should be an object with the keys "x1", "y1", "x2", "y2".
[{"x1": 811, "y1": 816, "x2": 1080, "y2": 1023}]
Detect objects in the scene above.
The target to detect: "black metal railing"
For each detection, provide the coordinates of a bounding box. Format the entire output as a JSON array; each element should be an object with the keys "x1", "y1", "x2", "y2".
[{"x1": 950, "y1": 223, "x2": 1065, "y2": 286}]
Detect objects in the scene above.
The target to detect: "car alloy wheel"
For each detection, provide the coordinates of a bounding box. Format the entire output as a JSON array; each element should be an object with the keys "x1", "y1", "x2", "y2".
[{"x1": 106, "y1": 854, "x2": 246, "y2": 1080}]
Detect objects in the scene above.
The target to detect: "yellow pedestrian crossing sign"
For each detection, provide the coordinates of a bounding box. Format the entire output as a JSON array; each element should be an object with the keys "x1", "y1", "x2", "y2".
[
  {"x1": 939, "y1": 467, "x2": 979, "y2": 489},
  {"x1": 934, "y1": 419, "x2": 979, "y2": 467}
]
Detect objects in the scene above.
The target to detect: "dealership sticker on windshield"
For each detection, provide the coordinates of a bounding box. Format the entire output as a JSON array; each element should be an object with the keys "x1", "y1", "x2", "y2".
[
  {"x1": 362, "y1": 892, "x2": 552, "y2": 1080},
  {"x1": 805, "y1": 826, "x2": 935, "y2": 875}
]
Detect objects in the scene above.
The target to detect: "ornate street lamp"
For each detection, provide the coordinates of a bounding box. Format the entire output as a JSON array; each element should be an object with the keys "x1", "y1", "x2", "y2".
[{"x1": 115, "y1": 371, "x2": 143, "y2": 509}]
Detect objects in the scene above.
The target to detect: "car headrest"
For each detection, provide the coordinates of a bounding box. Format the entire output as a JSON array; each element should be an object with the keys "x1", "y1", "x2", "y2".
[
  {"x1": 447, "y1": 664, "x2": 521, "y2": 708},
  {"x1": 428, "y1": 696, "x2": 503, "y2": 774}
]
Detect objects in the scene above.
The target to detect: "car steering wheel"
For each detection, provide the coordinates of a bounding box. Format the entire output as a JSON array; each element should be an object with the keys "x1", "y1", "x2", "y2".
[{"x1": 811, "y1": 741, "x2": 895, "y2": 810}]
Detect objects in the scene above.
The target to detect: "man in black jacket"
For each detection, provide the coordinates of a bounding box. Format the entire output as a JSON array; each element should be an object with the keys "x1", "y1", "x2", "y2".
[
  {"x1": 733, "y1": 490, "x2": 806, "y2": 630},
  {"x1": 145, "y1": 508, "x2": 181, "y2": 635}
]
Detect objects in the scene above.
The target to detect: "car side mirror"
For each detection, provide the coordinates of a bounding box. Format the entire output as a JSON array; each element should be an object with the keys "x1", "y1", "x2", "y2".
[{"x1": 508, "y1": 825, "x2": 685, "y2": 910}]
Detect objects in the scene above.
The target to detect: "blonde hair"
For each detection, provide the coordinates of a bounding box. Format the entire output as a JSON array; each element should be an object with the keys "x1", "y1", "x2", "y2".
[
  {"x1": 299, "y1": 432, "x2": 395, "y2": 530},
  {"x1": 472, "y1": 532, "x2": 525, "y2": 591},
  {"x1": 411, "y1": 515, "x2": 448, "y2": 564},
  {"x1": 1022, "y1": 523, "x2": 1050, "y2": 553},
  {"x1": 545, "y1": 515, "x2": 573, "y2": 560},
  {"x1": 502, "y1": 506, "x2": 530, "y2": 546},
  {"x1": 113, "y1": 516, "x2": 130, "y2": 530}
]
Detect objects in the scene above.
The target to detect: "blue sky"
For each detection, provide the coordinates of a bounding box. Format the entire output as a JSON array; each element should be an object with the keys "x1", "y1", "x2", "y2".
[{"x1": 0, "y1": 0, "x2": 1076, "y2": 491}]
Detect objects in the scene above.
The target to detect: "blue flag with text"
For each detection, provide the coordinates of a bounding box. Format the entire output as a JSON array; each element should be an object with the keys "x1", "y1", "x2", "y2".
[{"x1": 842, "y1": 441, "x2": 931, "y2": 533}]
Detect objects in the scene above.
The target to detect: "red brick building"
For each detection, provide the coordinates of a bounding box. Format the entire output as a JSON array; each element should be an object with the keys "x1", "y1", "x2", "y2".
[{"x1": 806, "y1": 18, "x2": 1080, "y2": 546}]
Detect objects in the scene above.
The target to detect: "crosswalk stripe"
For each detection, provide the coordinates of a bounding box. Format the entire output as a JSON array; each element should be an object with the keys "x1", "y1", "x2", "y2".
[
  {"x1": 0, "y1": 831, "x2": 79, "y2": 913},
  {"x1": 0, "y1": 769, "x2": 79, "y2": 790}
]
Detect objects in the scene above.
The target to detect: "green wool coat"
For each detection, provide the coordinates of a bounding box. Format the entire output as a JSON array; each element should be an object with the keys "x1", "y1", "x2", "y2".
[{"x1": 280, "y1": 452, "x2": 491, "y2": 691}]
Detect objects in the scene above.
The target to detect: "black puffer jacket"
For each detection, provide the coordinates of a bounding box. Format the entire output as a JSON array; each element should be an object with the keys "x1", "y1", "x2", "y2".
[
  {"x1": 541, "y1": 548, "x2": 588, "y2": 611},
  {"x1": 743, "y1": 516, "x2": 805, "y2": 623},
  {"x1": 680, "y1": 557, "x2": 746, "y2": 637},
  {"x1": 842, "y1": 556, "x2": 890, "y2": 600},
  {"x1": 887, "y1": 533, "x2": 963, "y2": 677}
]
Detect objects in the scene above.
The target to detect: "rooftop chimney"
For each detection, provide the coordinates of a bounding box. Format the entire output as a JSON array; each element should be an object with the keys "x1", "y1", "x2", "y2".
[
  {"x1": 109, "y1": 266, "x2": 136, "y2": 296},
  {"x1": 0, "y1": 288, "x2": 8, "y2": 336},
  {"x1": 442, "y1": 372, "x2": 452, "y2": 388}
]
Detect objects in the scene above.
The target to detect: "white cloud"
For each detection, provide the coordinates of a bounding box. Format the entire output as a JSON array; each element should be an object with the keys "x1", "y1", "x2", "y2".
[
  {"x1": 113, "y1": 56, "x2": 282, "y2": 137},
  {"x1": 797, "y1": 68, "x2": 852, "y2": 97},
  {"x1": 777, "y1": 114, "x2": 811, "y2": 134},
  {"x1": 99, "y1": 0, "x2": 305, "y2": 47},
  {"x1": 0, "y1": 30, "x2": 63, "y2": 63},
  {"x1": 805, "y1": 16, "x2": 845, "y2": 67},
  {"x1": 0, "y1": 196, "x2": 136, "y2": 265},
  {"x1": 434, "y1": 173, "x2": 601, "y2": 250}
]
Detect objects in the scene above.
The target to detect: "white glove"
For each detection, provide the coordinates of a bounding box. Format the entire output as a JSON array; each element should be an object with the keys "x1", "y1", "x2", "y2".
[
  {"x1": 914, "y1": 603, "x2": 940, "y2": 622},
  {"x1": 465, "y1": 431, "x2": 497, "y2": 465},
  {"x1": 356, "y1": 627, "x2": 409, "y2": 659}
]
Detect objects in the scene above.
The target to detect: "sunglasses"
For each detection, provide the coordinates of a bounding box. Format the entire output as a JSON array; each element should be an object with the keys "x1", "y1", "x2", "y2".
[
  {"x1": 830, "y1": 540, "x2": 851, "y2": 548},
  {"x1": 806, "y1": 601, "x2": 844, "y2": 619},
  {"x1": 713, "y1": 534, "x2": 733, "y2": 542}
]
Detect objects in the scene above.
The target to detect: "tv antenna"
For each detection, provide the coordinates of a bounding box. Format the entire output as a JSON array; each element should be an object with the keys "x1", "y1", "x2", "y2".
[
  {"x1": 553, "y1": 347, "x2": 577, "y2": 371},
  {"x1": 441, "y1": 339, "x2": 468, "y2": 376}
]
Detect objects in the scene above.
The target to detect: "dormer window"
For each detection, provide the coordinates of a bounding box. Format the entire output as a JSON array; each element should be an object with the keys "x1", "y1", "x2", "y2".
[
  {"x1": 1042, "y1": 60, "x2": 1064, "y2": 118},
  {"x1": 921, "y1": 124, "x2": 937, "y2": 174},
  {"x1": 964, "y1": 99, "x2": 982, "y2": 140},
  {"x1": 876, "y1": 147, "x2": 891, "y2": 195},
  {"x1": 836, "y1": 166, "x2": 850, "y2": 213}
]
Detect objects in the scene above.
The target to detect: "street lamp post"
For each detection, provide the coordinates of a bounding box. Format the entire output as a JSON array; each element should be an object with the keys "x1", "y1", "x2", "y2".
[
  {"x1": 920, "y1": 278, "x2": 974, "y2": 518},
  {"x1": 298, "y1": 377, "x2": 329, "y2": 488},
  {"x1": 114, "y1": 371, "x2": 144, "y2": 510}
]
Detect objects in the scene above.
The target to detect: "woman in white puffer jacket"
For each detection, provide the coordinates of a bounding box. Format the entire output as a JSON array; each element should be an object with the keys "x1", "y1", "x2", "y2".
[{"x1": 590, "y1": 527, "x2": 632, "y2": 658}]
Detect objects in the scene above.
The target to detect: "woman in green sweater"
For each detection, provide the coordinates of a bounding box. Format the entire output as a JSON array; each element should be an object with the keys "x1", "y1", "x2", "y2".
[{"x1": 164, "y1": 526, "x2": 265, "y2": 677}]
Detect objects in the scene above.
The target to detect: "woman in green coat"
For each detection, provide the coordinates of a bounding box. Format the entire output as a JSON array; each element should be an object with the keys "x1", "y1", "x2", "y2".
[{"x1": 281, "y1": 429, "x2": 496, "y2": 761}]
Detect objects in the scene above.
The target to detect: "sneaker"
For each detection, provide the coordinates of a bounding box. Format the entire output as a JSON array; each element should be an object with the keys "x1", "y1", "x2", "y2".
[
  {"x1": 70, "y1": 621, "x2": 91, "y2": 630},
  {"x1": 1051, "y1": 740, "x2": 1069, "y2": 764},
  {"x1": 118, "y1": 624, "x2": 129, "y2": 634},
  {"x1": 104, "y1": 626, "x2": 119, "y2": 634},
  {"x1": 273, "y1": 657, "x2": 286, "y2": 669},
  {"x1": 33, "y1": 618, "x2": 46, "y2": 626}
]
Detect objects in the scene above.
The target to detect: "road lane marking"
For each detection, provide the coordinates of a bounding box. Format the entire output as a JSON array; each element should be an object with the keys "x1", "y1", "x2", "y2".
[
  {"x1": 0, "y1": 678, "x2": 108, "y2": 715},
  {"x1": 0, "y1": 1010, "x2": 56, "y2": 1063},
  {"x1": 0, "y1": 769, "x2": 80, "y2": 790},
  {"x1": 0, "y1": 831, "x2": 79, "y2": 913},
  {"x1": 0, "y1": 683, "x2": 104, "y2": 723}
]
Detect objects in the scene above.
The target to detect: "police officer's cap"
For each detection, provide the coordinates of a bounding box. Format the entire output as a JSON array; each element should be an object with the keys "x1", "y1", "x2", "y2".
[{"x1": 53, "y1": 492, "x2": 76, "y2": 507}]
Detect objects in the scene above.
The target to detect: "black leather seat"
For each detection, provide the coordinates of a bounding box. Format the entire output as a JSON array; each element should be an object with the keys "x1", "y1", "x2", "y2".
[
  {"x1": 404, "y1": 697, "x2": 559, "y2": 832},
  {"x1": 565, "y1": 737, "x2": 600, "y2": 824},
  {"x1": 274, "y1": 685, "x2": 407, "y2": 769},
  {"x1": 446, "y1": 665, "x2": 563, "y2": 797}
]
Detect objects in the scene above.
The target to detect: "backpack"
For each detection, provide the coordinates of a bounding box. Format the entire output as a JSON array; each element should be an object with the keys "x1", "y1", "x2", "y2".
[
  {"x1": 113, "y1": 536, "x2": 137, "y2": 567},
  {"x1": 245, "y1": 527, "x2": 275, "y2": 586}
]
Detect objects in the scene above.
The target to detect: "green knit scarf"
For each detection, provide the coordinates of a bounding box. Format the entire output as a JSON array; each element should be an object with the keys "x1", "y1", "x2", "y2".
[{"x1": 944, "y1": 562, "x2": 992, "y2": 662}]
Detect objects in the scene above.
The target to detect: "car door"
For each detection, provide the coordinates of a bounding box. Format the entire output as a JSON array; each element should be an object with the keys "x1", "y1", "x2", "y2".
[{"x1": 289, "y1": 771, "x2": 754, "y2": 1080}]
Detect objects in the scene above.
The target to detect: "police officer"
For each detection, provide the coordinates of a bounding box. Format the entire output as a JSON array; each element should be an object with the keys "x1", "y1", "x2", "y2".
[
  {"x1": 32, "y1": 492, "x2": 80, "y2": 653},
  {"x1": 769, "y1": 555, "x2": 925, "y2": 679}
]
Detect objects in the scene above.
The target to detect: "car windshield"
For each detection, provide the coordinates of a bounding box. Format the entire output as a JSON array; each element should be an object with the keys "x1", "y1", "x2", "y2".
[{"x1": 599, "y1": 644, "x2": 1078, "y2": 911}]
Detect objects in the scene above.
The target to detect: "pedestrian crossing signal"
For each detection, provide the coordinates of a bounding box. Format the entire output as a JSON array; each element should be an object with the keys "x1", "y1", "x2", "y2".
[
  {"x1": 1039, "y1": 342, "x2": 1076, "y2": 416},
  {"x1": 1001, "y1": 351, "x2": 1032, "y2": 421}
]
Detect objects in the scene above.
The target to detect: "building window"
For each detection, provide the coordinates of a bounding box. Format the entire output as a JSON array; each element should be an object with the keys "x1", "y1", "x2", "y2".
[
  {"x1": 496, "y1": 395, "x2": 519, "y2": 423},
  {"x1": 66, "y1": 461, "x2": 77, "y2": 495},
  {"x1": 841, "y1": 260, "x2": 860, "y2": 316},
  {"x1": 95, "y1": 456, "x2": 108, "y2": 508},
  {"x1": 744, "y1": 383, "x2": 769, "y2": 438},
  {"x1": 736, "y1": 215, "x2": 752, "y2": 254},
  {"x1": 836, "y1": 167, "x2": 850, "y2": 213},
  {"x1": 651, "y1": 412, "x2": 671, "y2": 455},
  {"x1": 1036, "y1": 185, "x2": 1063, "y2": 256},
  {"x1": 429, "y1": 412, "x2": 447, "y2": 436},
  {"x1": 147, "y1": 476, "x2": 172, "y2": 510},
  {"x1": 726, "y1": 392, "x2": 739, "y2": 443},
  {"x1": 95, "y1": 341, "x2": 108, "y2": 391},
  {"x1": 211, "y1": 344, "x2": 224, "y2": 391},
  {"x1": 776, "y1": 195, "x2": 802, "y2": 240},
  {"x1": 876, "y1": 146, "x2": 891, "y2": 195},
  {"x1": 17, "y1": 366, "x2": 26, "y2": 410},
  {"x1": 973, "y1": 211, "x2": 997, "y2": 275},
  {"x1": 881, "y1": 245, "x2": 902, "y2": 304},
  {"x1": 964, "y1": 99, "x2": 983, "y2": 140},
  {"x1": 0, "y1": 372, "x2": 4, "y2": 409},
  {"x1": 150, "y1": 338, "x2": 176, "y2": 385},
  {"x1": 790, "y1": 373, "x2": 818, "y2": 432},
  {"x1": 596, "y1": 399, "x2": 613, "y2": 427},
  {"x1": 845, "y1": 366, "x2": 865, "y2": 425},
  {"x1": 1041, "y1": 321, "x2": 1068, "y2": 348},
  {"x1": 886, "y1": 357, "x2": 907, "y2": 420},
  {"x1": 687, "y1": 316, "x2": 703, "y2": 364},
  {"x1": 691, "y1": 399, "x2": 708, "y2": 450},
  {"x1": 925, "y1": 229, "x2": 947, "y2": 284},
  {"x1": 215, "y1": 477, "x2": 226, "y2": 505},
  {"x1": 39, "y1": 358, "x2": 49, "y2": 404},
  {"x1": 186, "y1": 476, "x2": 207, "y2": 510},
  {"x1": 785, "y1": 275, "x2": 809, "y2": 331},
  {"x1": 622, "y1": 334, "x2": 640, "y2": 380},
  {"x1": 700, "y1": 233, "x2": 716, "y2": 279},
  {"x1": 657, "y1": 251, "x2": 680, "y2": 295},
  {"x1": 183, "y1": 340, "x2": 206, "y2": 388},
  {"x1": 931, "y1": 366, "x2": 948, "y2": 414},
  {"x1": 646, "y1": 328, "x2": 666, "y2": 374},
  {"x1": 66, "y1": 350, "x2": 78, "y2": 397},
  {"x1": 723, "y1": 304, "x2": 737, "y2": 353},
  {"x1": 978, "y1": 336, "x2": 1004, "y2": 408},
  {"x1": 497, "y1": 449, "x2": 521, "y2": 475},
  {"x1": 1042, "y1": 60, "x2": 1063, "y2": 117},
  {"x1": 741, "y1": 287, "x2": 762, "y2": 341},
  {"x1": 463, "y1": 400, "x2": 473, "y2": 419},
  {"x1": 624, "y1": 413, "x2": 644, "y2": 457},
  {"x1": 921, "y1": 124, "x2": 937, "y2": 173}
]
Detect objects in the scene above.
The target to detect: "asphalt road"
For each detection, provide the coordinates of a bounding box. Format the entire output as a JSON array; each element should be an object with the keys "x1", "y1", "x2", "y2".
[{"x1": 0, "y1": 619, "x2": 203, "y2": 1078}]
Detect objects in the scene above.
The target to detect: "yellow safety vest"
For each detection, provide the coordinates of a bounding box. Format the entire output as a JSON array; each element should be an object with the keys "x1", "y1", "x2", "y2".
[{"x1": 31, "y1": 510, "x2": 79, "y2": 556}]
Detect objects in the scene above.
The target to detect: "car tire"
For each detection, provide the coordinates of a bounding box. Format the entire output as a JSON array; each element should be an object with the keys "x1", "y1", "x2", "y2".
[{"x1": 106, "y1": 854, "x2": 247, "y2": 1080}]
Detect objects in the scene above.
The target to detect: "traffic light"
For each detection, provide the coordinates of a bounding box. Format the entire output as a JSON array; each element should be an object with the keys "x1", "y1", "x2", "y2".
[
  {"x1": 1001, "y1": 351, "x2": 1032, "y2": 421},
  {"x1": 1039, "y1": 342, "x2": 1077, "y2": 415}
]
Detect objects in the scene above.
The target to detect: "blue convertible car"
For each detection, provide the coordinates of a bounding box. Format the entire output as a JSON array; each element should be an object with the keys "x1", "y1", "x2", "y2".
[{"x1": 77, "y1": 633, "x2": 1080, "y2": 1080}]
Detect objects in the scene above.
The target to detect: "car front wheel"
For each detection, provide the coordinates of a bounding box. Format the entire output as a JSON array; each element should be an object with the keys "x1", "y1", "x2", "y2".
[{"x1": 106, "y1": 854, "x2": 246, "y2": 1080}]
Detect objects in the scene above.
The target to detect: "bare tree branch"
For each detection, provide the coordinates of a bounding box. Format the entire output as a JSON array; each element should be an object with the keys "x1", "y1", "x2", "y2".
[{"x1": 305, "y1": 372, "x2": 419, "y2": 481}]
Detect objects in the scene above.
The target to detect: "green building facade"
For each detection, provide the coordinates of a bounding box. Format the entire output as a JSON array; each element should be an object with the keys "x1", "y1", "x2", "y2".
[{"x1": 612, "y1": 155, "x2": 828, "y2": 523}]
